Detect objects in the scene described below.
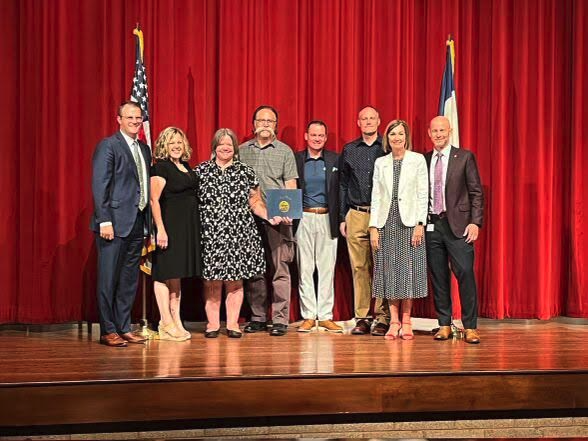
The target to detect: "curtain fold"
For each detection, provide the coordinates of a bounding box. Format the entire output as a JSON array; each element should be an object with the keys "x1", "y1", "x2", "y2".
[{"x1": 1, "y1": 0, "x2": 585, "y2": 323}]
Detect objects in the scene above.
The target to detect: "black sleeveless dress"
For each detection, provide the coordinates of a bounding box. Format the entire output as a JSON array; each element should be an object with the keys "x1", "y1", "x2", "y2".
[{"x1": 151, "y1": 159, "x2": 201, "y2": 281}]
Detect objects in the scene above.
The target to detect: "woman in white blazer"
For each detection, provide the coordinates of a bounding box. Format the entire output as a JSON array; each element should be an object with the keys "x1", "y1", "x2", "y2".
[{"x1": 369, "y1": 120, "x2": 428, "y2": 340}]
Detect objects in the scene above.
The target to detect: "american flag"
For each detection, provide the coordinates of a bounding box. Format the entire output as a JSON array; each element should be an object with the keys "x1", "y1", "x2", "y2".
[
  {"x1": 131, "y1": 26, "x2": 155, "y2": 275},
  {"x1": 131, "y1": 26, "x2": 152, "y2": 147}
]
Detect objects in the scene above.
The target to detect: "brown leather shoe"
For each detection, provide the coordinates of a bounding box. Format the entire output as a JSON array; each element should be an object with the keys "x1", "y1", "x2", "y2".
[
  {"x1": 100, "y1": 333, "x2": 127, "y2": 347},
  {"x1": 434, "y1": 325, "x2": 452, "y2": 340},
  {"x1": 464, "y1": 328, "x2": 481, "y2": 344},
  {"x1": 351, "y1": 319, "x2": 371, "y2": 335},
  {"x1": 318, "y1": 320, "x2": 343, "y2": 333},
  {"x1": 120, "y1": 332, "x2": 147, "y2": 344},
  {"x1": 297, "y1": 319, "x2": 316, "y2": 333},
  {"x1": 371, "y1": 322, "x2": 389, "y2": 336}
]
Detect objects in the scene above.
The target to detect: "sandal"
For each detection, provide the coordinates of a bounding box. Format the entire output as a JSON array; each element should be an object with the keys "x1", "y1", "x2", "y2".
[
  {"x1": 385, "y1": 322, "x2": 401, "y2": 340},
  {"x1": 175, "y1": 319, "x2": 191, "y2": 339},
  {"x1": 158, "y1": 321, "x2": 190, "y2": 341},
  {"x1": 401, "y1": 320, "x2": 414, "y2": 340}
]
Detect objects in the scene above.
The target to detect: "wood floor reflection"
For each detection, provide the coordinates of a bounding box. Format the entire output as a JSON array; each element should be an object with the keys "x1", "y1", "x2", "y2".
[{"x1": 1, "y1": 319, "x2": 586, "y2": 384}]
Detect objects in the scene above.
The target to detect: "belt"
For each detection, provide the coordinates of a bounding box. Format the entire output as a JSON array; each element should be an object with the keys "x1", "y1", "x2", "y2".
[
  {"x1": 351, "y1": 205, "x2": 371, "y2": 213},
  {"x1": 303, "y1": 207, "x2": 329, "y2": 214},
  {"x1": 429, "y1": 212, "x2": 447, "y2": 221}
]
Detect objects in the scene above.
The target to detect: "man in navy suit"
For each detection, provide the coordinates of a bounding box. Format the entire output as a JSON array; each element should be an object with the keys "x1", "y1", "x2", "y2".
[
  {"x1": 425, "y1": 116, "x2": 484, "y2": 344},
  {"x1": 294, "y1": 121, "x2": 342, "y2": 333},
  {"x1": 91, "y1": 101, "x2": 150, "y2": 347}
]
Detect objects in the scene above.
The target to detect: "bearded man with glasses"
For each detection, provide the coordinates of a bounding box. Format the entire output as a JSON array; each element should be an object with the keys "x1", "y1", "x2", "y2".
[{"x1": 239, "y1": 105, "x2": 298, "y2": 336}]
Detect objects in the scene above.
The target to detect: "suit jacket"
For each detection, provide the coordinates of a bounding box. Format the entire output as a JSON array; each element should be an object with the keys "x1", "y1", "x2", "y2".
[
  {"x1": 294, "y1": 149, "x2": 340, "y2": 238},
  {"x1": 369, "y1": 150, "x2": 428, "y2": 229},
  {"x1": 90, "y1": 131, "x2": 152, "y2": 237},
  {"x1": 425, "y1": 146, "x2": 483, "y2": 238}
]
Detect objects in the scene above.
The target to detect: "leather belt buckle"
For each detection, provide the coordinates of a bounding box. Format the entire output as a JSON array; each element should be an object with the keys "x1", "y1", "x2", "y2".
[{"x1": 303, "y1": 207, "x2": 329, "y2": 214}]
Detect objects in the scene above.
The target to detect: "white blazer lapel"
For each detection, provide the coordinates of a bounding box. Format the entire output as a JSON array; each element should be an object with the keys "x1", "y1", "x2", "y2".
[
  {"x1": 397, "y1": 150, "x2": 412, "y2": 195},
  {"x1": 382, "y1": 153, "x2": 395, "y2": 191}
]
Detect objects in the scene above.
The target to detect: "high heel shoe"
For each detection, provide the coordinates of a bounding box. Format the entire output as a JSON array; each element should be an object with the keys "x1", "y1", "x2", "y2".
[
  {"x1": 385, "y1": 322, "x2": 401, "y2": 340},
  {"x1": 401, "y1": 320, "x2": 414, "y2": 340},
  {"x1": 175, "y1": 319, "x2": 191, "y2": 339},
  {"x1": 158, "y1": 321, "x2": 190, "y2": 341}
]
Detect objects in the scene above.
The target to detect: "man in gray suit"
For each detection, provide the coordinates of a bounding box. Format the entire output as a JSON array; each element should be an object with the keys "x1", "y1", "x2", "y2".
[
  {"x1": 425, "y1": 116, "x2": 484, "y2": 344},
  {"x1": 91, "y1": 101, "x2": 150, "y2": 347}
]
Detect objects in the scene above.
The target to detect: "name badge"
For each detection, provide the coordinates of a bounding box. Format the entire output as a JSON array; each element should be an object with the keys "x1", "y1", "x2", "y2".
[{"x1": 426, "y1": 224, "x2": 435, "y2": 232}]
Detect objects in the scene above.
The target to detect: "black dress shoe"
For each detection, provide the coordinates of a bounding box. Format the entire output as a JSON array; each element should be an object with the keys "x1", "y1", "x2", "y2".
[
  {"x1": 204, "y1": 329, "x2": 220, "y2": 338},
  {"x1": 351, "y1": 319, "x2": 371, "y2": 335},
  {"x1": 371, "y1": 322, "x2": 389, "y2": 336},
  {"x1": 244, "y1": 321, "x2": 267, "y2": 333},
  {"x1": 269, "y1": 324, "x2": 287, "y2": 336},
  {"x1": 227, "y1": 329, "x2": 243, "y2": 338}
]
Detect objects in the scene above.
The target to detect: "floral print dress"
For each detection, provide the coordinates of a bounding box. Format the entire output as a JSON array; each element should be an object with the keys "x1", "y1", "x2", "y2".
[{"x1": 195, "y1": 160, "x2": 266, "y2": 280}]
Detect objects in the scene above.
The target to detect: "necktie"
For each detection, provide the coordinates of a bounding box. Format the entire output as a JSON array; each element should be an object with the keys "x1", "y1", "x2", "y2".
[
  {"x1": 132, "y1": 141, "x2": 147, "y2": 211},
  {"x1": 433, "y1": 152, "x2": 444, "y2": 214}
]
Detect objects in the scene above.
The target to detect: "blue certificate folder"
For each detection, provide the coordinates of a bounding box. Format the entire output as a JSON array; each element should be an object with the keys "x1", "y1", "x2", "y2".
[{"x1": 266, "y1": 189, "x2": 303, "y2": 219}]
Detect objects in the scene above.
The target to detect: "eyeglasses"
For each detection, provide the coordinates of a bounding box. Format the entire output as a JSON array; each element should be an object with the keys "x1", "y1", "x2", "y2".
[{"x1": 255, "y1": 119, "x2": 277, "y2": 125}]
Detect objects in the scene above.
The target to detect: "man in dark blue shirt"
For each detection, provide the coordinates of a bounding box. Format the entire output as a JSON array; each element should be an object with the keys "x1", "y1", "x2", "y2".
[
  {"x1": 339, "y1": 106, "x2": 389, "y2": 336},
  {"x1": 294, "y1": 121, "x2": 342, "y2": 333}
]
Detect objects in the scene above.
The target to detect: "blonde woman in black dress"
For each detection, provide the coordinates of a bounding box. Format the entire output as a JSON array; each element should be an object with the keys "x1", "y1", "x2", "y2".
[
  {"x1": 369, "y1": 120, "x2": 428, "y2": 340},
  {"x1": 151, "y1": 127, "x2": 201, "y2": 341}
]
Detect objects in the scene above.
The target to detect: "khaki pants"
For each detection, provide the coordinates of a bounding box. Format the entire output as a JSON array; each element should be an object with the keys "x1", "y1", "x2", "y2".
[{"x1": 345, "y1": 209, "x2": 389, "y2": 323}]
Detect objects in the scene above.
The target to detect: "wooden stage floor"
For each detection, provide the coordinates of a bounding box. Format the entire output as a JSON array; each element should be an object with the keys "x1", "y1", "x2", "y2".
[{"x1": 1, "y1": 319, "x2": 587, "y2": 431}]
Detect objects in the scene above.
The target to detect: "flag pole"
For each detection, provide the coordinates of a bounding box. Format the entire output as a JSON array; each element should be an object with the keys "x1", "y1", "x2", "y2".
[
  {"x1": 429, "y1": 34, "x2": 463, "y2": 339},
  {"x1": 131, "y1": 23, "x2": 157, "y2": 339},
  {"x1": 139, "y1": 260, "x2": 157, "y2": 339}
]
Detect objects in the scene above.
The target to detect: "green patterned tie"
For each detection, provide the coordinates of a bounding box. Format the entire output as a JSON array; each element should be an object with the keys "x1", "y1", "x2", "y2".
[{"x1": 132, "y1": 141, "x2": 147, "y2": 211}]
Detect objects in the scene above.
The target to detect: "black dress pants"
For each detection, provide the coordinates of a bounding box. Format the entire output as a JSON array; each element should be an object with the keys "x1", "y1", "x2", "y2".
[{"x1": 425, "y1": 216, "x2": 478, "y2": 329}]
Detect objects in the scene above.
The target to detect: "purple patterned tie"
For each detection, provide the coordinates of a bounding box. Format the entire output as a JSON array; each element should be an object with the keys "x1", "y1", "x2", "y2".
[{"x1": 433, "y1": 153, "x2": 444, "y2": 214}]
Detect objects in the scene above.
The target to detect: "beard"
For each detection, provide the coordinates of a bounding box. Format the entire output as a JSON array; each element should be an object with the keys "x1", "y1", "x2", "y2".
[{"x1": 363, "y1": 130, "x2": 377, "y2": 137}]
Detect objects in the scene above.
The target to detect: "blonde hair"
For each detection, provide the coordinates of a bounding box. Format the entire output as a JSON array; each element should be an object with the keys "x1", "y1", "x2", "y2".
[
  {"x1": 382, "y1": 119, "x2": 412, "y2": 152},
  {"x1": 154, "y1": 127, "x2": 192, "y2": 161}
]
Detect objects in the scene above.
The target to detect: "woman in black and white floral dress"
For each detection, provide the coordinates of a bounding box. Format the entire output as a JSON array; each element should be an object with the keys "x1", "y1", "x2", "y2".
[{"x1": 195, "y1": 128, "x2": 283, "y2": 338}]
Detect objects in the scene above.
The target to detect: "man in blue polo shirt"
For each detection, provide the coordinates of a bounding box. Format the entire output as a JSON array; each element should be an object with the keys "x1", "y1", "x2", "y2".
[{"x1": 294, "y1": 121, "x2": 342, "y2": 333}]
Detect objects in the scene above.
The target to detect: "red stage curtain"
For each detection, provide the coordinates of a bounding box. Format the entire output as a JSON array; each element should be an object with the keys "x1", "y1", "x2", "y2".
[{"x1": 1, "y1": 0, "x2": 586, "y2": 323}]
